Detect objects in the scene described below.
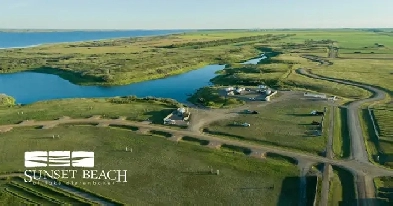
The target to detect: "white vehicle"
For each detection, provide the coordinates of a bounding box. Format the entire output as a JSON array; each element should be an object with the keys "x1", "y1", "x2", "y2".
[
  {"x1": 241, "y1": 123, "x2": 251, "y2": 127},
  {"x1": 164, "y1": 119, "x2": 176, "y2": 125}
]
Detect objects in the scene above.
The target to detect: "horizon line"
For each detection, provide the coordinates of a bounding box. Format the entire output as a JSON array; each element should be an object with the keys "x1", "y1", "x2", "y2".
[{"x1": 0, "y1": 27, "x2": 392, "y2": 31}]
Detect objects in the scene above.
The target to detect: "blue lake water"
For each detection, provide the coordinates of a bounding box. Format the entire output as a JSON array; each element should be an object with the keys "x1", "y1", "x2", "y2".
[
  {"x1": 0, "y1": 30, "x2": 187, "y2": 48},
  {"x1": 241, "y1": 54, "x2": 267, "y2": 64},
  {"x1": 0, "y1": 65, "x2": 225, "y2": 104}
]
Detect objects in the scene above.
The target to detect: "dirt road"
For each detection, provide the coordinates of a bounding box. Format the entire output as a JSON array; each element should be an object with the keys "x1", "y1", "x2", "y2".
[{"x1": 297, "y1": 68, "x2": 386, "y2": 206}]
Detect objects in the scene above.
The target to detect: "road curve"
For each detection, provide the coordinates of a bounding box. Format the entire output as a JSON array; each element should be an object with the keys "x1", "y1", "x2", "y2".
[{"x1": 297, "y1": 68, "x2": 387, "y2": 206}]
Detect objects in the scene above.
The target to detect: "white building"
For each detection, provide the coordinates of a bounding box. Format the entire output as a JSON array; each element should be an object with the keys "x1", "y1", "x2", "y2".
[{"x1": 225, "y1": 87, "x2": 235, "y2": 92}]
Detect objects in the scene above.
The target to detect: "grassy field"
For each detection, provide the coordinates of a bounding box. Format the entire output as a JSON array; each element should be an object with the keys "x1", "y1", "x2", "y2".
[
  {"x1": 0, "y1": 125, "x2": 300, "y2": 205},
  {"x1": 0, "y1": 97, "x2": 177, "y2": 125},
  {"x1": 204, "y1": 92, "x2": 330, "y2": 155}
]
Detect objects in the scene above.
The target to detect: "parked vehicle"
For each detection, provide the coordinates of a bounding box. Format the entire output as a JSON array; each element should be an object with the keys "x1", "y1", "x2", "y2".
[
  {"x1": 251, "y1": 111, "x2": 258, "y2": 114},
  {"x1": 311, "y1": 110, "x2": 324, "y2": 116},
  {"x1": 311, "y1": 121, "x2": 320, "y2": 125},
  {"x1": 241, "y1": 123, "x2": 251, "y2": 127}
]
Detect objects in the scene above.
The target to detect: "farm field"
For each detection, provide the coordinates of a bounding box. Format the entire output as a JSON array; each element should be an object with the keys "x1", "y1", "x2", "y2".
[
  {"x1": 204, "y1": 92, "x2": 331, "y2": 155},
  {"x1": 0, "y1": 125, "x2": 300, "y2": 205}
]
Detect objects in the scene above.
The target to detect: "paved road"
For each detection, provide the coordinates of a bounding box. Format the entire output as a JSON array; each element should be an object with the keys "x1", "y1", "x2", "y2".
[{"x1": 297, "y1": 68, "x2": 386, "y2": 206}]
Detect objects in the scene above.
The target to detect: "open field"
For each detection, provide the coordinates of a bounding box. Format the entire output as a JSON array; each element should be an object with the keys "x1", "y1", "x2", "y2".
[
  {"x1": 0, "y1": 97, "x2": 177, "y2": 125},
  {"x1": 204, "y1": 92, "x2": 331, "y2": 155},
  {"x1": 0, "y1": 125, "x2": 300, "y2": 205}
]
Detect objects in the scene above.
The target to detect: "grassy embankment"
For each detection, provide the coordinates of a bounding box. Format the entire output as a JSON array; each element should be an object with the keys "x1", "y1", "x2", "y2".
[
  {"x1": 332, "y1": 107, "x2": 350, "y2": 159},
  {"x1": 0, "y1": 125, "x2": 300, "y2": 205},
  {"x1": 0, "y1": 94, "x2": 15, "y2": 106},
  {"x1": 0, "y1": 31, "x2": 292, "y2": 86},
  {"x1": 328, "y1": 166, "x2": 357, "y2": 205},
  {"x1": 0, "y1": 97, "x2": 179, "y2": 125}
]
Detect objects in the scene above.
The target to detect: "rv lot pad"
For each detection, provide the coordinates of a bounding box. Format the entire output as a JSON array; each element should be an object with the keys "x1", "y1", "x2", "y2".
[
  {"x1": 0, "y1": 125, "x2": 300, "y2": 205},
  {"x1": 204, "y1": 92, "x2": 331, "y2": 155}
]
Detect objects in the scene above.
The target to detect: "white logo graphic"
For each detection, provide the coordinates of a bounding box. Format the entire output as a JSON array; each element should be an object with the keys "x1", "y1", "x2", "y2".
[{"x1": 25, "y1": 151, "x2": 94, "y2": 168}]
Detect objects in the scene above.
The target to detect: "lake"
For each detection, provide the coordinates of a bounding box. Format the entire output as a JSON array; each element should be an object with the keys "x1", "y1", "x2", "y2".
[
  {"x1": 0, "y1": 30, "x2": 187, "y2": 48},
  {"x1": 0, "y1": 65, "x2": 225, "y2": 104},
  {"x1": 241, "y1": 54, "x2": 267, "y2": 64}
]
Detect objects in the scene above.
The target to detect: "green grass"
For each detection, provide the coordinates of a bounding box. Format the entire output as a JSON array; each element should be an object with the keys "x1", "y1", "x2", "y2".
[
  {"x1": 0, "y1": 98, "x2": 176, "y2": 125},
  {"x1": 329, "y1": 166, "x2": 357, "y2": 205},
  {"x1": 204, "y1": 93, "x2": 329, "y2": 155},
  {"x1": 0, "y1": 125, "x2": 300, "y2": 205},
  {"x1": 0, "y1": 94, "x2": 15, "y2": 106},
  {"x1": 333, "y1": 107, "x2": 351, "y2": 159},
  {"x1": 328, "y1": 171, "x2": 343, "y2": 206},
  {"x1": 374, "y1": 177, "x2": 393, "y2": 205}
]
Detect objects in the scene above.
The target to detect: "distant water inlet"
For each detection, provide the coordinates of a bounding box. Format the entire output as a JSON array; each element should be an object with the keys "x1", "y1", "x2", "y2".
[
  {"x1": 241, "y1": 54, "x2": 267, "y2": 64},
  {"x1": 0, "y1": 30, "x2": 187, "y2": 48}
]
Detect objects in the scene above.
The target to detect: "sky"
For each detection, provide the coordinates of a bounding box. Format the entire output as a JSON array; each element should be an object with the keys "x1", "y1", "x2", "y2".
[{"x1": 0, "y1": 0, "x2": 392, "y2": 29}]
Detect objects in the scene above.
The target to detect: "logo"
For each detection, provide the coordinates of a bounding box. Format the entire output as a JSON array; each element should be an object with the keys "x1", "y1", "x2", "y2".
[
  {"x1": 23, "y1": 151, "x2": 127, "y2": 185},
  {"x1": 25, "y1": 151, "x2": 94, "y2": 168}
]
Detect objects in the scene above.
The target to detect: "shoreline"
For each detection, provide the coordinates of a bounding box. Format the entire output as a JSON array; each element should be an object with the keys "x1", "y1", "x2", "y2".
[{"x1": 0, "y1": 30, "x2": 189, "y2": 50}]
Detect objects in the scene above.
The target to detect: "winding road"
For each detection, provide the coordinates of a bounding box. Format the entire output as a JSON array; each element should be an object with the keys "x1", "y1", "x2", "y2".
[{"x1": 297, "y1": 68, "x2": 387, "y2": 206}]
